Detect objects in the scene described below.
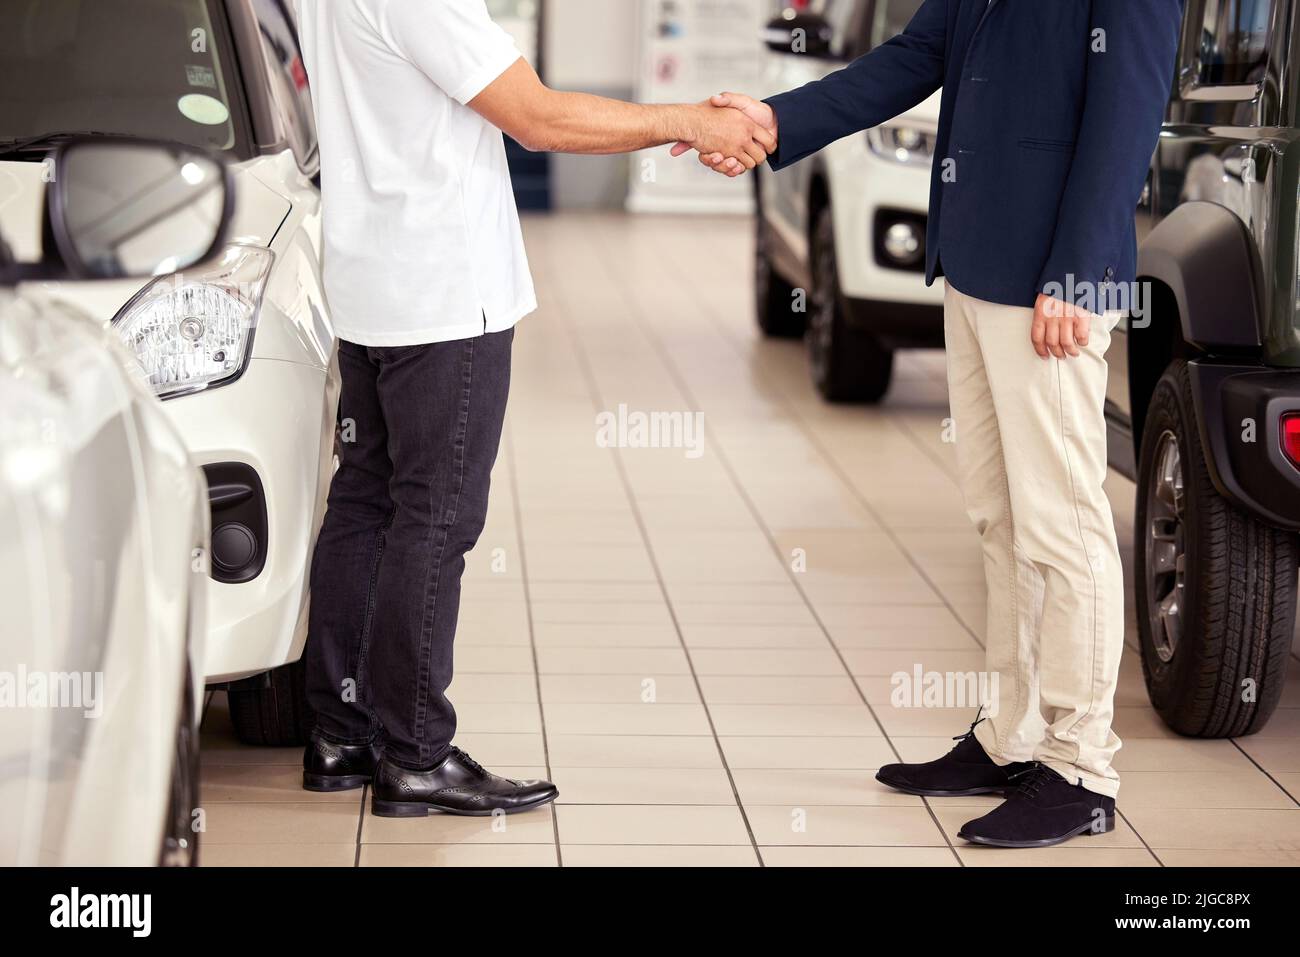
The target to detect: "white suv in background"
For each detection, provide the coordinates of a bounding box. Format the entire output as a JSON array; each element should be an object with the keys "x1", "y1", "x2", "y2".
[
  {"x1": 754, "y1": 0, "x2": 943, "y2": 403},
  {"x1": 0, "y1": 0, "x2": 338, "y2": 745}
]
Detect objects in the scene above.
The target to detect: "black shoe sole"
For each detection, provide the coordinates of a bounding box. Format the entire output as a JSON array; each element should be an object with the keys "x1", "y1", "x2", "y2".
[
  {"x1": 371, "y1": 790, "x2": 559, "y2": 818},
  {"x1": 303, "y1": 771, "x2": 372, "y2": 793},
  {"x1": 958, "y1": 814, "x2": 1116, "y2": 849},
  {"x1": 875, "y1": 771, "x2": 1010, "y2": 798}
]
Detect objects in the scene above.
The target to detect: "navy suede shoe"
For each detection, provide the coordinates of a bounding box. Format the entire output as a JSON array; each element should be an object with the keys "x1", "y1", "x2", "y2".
[
  {"x1": 875, "y1": 717, "x2": 1034, "y2": 797},
  {"x1": 958, "y1": 764, "x2": 1116, "y2": 848}
]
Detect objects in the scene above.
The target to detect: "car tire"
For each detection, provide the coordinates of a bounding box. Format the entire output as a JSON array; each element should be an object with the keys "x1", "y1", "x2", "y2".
[
  {"x1": 754, "y1": 182, "x2": 805, "y2": 338},
  {"x1": 159, "y1": 660, "x2": 199, "y2": 867},
  {"x1": 808, "y1": 208, "x2": 893, "y2": 403},
  {"x1": 227, "y1": 656, "x2": 315, "y2": 747},
  {"x1": 1135, "y1": 359, "x2": 1297, "y2": 738}
]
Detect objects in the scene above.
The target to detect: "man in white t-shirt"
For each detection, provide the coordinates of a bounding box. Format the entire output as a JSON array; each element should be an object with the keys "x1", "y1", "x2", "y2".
[{"x1": 294, "y1": 0, "x2": 775, "y2": 817}]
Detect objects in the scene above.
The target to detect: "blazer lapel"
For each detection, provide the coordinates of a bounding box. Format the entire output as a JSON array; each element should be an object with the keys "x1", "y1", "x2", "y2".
[{"x1": 969, "y1": 0, "x2": 1001, "y2": 47}]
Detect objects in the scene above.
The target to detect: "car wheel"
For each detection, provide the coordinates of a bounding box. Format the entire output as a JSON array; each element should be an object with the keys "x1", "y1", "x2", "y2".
[
  {"x1": 227, "y1": 656, "x2": 315, "y2": 746},
  {"x1": 808, "y1": 207, "x2": 893, "y2": 403},
  {"x1": 1135, "y1": 360, "x2": 1297, "y2": 737},
  {"x1": 754, "y1": 183, "x2": 804, "y2": 338},
  {"x1": 159, "y1": 660, "x2": 199, "y2": 867}
]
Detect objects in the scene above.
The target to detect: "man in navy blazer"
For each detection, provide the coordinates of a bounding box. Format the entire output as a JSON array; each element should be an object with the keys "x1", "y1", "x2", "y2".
[{"x1": 687, "y1": 0, "x2": 1183, "y2": 848}]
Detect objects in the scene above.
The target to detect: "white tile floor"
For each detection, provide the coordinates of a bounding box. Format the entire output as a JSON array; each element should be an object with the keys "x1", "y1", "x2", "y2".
[{"x1": 200, "y1": 212, "x2": 1300, "y2": 867}]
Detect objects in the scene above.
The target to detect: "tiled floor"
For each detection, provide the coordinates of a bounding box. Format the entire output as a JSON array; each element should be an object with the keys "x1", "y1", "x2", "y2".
[{"x1": 200, "y1": 212, "x2": 1300, "y2": 867}]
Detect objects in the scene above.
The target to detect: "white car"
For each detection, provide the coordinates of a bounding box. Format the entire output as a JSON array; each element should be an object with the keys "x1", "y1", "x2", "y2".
[
  {"x1": 0, "y1": 0, "x2": 339, "y2": 744},
  {"x1": 754, "y1": 0, "x2": 943, "y2": 402},
  {"x1": 0, "y1": 137, "x2": 232, "y2": 865}
]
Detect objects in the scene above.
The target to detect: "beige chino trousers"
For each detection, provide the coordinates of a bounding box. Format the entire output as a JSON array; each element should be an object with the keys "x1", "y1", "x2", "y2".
[{"x1": 944, "y1": 283, "x2": 1124, "y2": 798}]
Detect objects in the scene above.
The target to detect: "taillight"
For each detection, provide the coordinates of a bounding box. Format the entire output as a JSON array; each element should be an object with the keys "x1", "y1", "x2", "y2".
[{"x1": 1281, "y1": 414, "x2": 1300, "y2": 467}]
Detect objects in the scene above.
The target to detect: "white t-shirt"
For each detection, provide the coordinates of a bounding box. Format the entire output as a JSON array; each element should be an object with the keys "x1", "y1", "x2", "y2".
[{"x1": 295, "y1": 0, "x2": 536, "y2": 346}]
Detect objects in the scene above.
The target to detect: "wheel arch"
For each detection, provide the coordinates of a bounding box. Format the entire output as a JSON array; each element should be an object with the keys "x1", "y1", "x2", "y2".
[
  {"x1": 1130, "y1": 201, "x2": 1265, "y2": 453},
  {"x1": 1127, "y1": 277, "x2": 1193, "y2": 454},
  {"x1": 1136, "y1": 201, "x2": 1264, "y2": 353},
  {"x1": 807, "y1": 162, "x2": 831, "y2": 249}
]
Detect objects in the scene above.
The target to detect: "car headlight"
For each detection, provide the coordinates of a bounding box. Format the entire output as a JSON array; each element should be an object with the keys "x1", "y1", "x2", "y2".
[
  {"x1": 112, "y1": 245, "x2": 274, "y2": 400},
  {"x1": 866, "y1": 124, "x2": 937, "y2": 167}
]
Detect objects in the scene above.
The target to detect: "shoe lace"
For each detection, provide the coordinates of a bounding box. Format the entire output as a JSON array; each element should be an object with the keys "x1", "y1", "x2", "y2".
[
  {"x1": 1008, "y1": 762, "x2": 1053, "y2": 798},
  {"x1": 949, "y1": 706, "x2": 987, "y2": 748},
  {"x1": 450, "y1": 746, "x2": 488, "y2": 777}
]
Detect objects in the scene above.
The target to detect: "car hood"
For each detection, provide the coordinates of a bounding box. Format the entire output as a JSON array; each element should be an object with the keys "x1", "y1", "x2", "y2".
[{"x1": 0, "y1": 159, "x2": 290, "y2": 325}]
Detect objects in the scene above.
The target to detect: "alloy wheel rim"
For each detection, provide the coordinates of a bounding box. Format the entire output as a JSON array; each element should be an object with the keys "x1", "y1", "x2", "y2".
[{"x1": 1146, "y1": 430, "x2": 1186, "y2": 663}]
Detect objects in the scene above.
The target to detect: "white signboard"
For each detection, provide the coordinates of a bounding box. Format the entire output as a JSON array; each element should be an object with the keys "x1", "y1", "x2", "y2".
[{"x1": 627, "y1": 0, "x2": 769, "y2": 214}]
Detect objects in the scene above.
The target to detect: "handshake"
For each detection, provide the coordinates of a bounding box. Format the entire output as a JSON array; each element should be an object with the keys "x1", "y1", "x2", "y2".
[{"x1": 671, "y1": 92, "x2": 778, "y2": 178}]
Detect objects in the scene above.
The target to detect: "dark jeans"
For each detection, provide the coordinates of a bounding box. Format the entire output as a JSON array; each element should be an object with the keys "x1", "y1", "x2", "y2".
[{"x1": 305, "y1": 329, "x2": 513, "y2": 768}]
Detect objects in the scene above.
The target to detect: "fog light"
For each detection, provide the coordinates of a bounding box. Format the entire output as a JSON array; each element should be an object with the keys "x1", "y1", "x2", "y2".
[
  {"x1": 883, "y1": 222, "x2": 923, "y2": 265},
  {"x1": 1282, "y1": 413, "x2": 1300, "y2": 467},
  {"x1": 212, "y1": 522, "x2": 257, "y2": 572}
]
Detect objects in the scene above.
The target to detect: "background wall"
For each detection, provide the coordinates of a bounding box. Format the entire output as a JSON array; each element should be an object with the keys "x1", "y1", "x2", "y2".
[{"x1": 544, "y1": 0, "x2": 639, "y2": 208}]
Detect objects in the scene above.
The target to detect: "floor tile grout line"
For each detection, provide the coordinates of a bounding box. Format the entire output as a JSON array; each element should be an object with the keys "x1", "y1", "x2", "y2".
[
  {"x1": 1117, "y1": 806, "x2": 1165, "y2": 867},
  {"x1": 1229, "y1": 739, "x2": 1300, "y2": 808},
  {"x1": 503, "y1": 419, "x2": 565, "y2": 867},
  {"x1": 545, "y1": 250, "x2": 764, "y2": 866},
  {"x1": 353, "y1": 784, "x2": 367, "y2": 868},
  {"x1": 579, "y1": 218, "x2": 962, "y2": 865}
]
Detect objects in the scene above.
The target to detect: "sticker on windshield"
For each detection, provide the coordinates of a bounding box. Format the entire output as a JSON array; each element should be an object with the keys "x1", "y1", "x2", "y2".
[
  {"x1": 178, "y1": 93, "x2": 230, "y2": 126},
  {"x1": 186, "y1": 64, "x2": 216, "y2": 89}
]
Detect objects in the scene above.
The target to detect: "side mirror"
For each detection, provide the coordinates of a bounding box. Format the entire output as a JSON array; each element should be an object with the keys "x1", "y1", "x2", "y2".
[
  {"x1": 763, "y1": 11, "x2": 836, "y2": 59},
  {"x1": 46, "y1": 138, "x2": 233, "y2": 281}
]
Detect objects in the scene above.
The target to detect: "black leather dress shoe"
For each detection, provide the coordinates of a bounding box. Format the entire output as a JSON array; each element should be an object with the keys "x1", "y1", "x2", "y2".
[
  {"x1": 876, "y1": 718, "x2": 1034, "y2": 797},
  {"x1": 958, "y1": 764, "x2": 1116, "y2": 848},
  {"x1": 371, "y1": 747, "x2": 559, "y2": 817},
  {"x1": 302, "y1": 731, "x2": 383, "y2": 792}
]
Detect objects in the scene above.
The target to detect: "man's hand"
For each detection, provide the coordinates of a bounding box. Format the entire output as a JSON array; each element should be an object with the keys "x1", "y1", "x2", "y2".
[
  {"x1": 678, "y1": 99, "x2": 775, "y2": 172},
  {"x1": 671, "y1": 92, "x2": 778, "y2": 177},
  {"x1": 1031, "y1": 294, "x2": 1093, "y2": 359}
]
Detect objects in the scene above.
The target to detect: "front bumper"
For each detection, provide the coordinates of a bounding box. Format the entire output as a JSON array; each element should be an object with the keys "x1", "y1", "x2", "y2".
[
  {"x1": 161, "y1": 355, "x2": 338, "y2": 682},
  {"x1": 827, "y1": 145, "x2": 945, "y2": 310},
  {"x1": 1189, "y1": 360, "x2": 1300, "y2": 531},
  {"x1": 843, "y1": 297, "x2": 946, "y2": 350}
]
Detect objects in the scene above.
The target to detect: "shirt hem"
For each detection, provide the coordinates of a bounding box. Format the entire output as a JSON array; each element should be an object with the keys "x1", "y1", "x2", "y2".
[{"x1": 333, "y1": 298, "x2": 537, "y2": 348}]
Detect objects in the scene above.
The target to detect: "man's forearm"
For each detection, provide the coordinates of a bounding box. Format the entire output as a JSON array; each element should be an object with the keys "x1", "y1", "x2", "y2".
[
  {"x1": 470, "y1": 59, "x2": 772, "y2": 165},
  {"x1": 522, "y1": 92, "x2": 700, "y2": 155}
]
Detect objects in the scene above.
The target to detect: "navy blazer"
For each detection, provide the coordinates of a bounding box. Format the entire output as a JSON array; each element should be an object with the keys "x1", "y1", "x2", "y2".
[{"x1": 765, "y1": 0, "x2": 1183, "y2": 310}]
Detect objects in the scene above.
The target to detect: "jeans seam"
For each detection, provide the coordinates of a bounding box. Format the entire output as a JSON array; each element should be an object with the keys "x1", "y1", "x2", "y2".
[
  {"x1": 357, "y1": 507, "x2": 395, "y2": 738},
  {"x1": 410, "y1": 338, "x2": 474, "y2": 766}
]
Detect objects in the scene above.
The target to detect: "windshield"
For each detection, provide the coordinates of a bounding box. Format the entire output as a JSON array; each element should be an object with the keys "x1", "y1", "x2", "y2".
[
  {"x1": 872, "y1": 0, "x2": 925, "y2": 47},
  {"x1": 0, "y1": 0, "x2": 248, "y2": 155}
]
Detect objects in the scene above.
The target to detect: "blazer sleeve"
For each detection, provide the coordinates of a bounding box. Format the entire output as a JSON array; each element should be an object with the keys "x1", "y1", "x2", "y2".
[
  {"x1": 1036, "y1": 0, "x2": 1182, "y2": 306},
  {"x1": 764, "y1": 0, "x2": 949, "y2": 171}
]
